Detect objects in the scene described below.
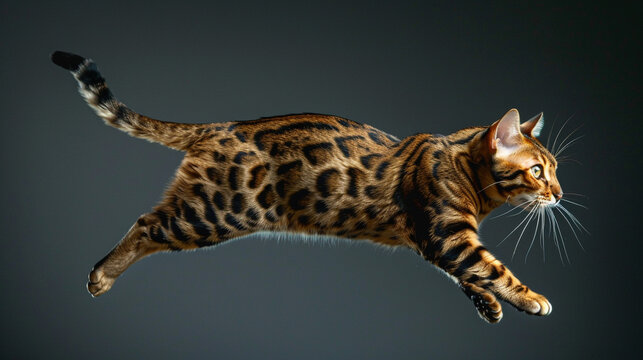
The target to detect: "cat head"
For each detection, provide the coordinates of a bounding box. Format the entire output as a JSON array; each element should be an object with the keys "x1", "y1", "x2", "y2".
[{"x1": 485, "y1": 109, "x2": 561, "y2": 208}]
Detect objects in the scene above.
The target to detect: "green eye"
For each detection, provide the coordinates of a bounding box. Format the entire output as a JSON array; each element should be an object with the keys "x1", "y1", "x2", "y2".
[{"x1": 531, "y1": 165, "x2": 543, "y2": 178}]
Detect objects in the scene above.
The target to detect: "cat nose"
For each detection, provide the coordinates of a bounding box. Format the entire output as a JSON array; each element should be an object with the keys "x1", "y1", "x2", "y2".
[{"x1": 554, "y1": 192, "x2": 563, "y2": 200}]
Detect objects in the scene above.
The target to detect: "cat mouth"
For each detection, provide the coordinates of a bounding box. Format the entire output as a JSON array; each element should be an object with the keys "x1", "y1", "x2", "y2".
[
  {"x1": 532, "y1": 196, "x2": 558, "y2": 208},
  {"x1": 511, "y1": 195, "x2": 557, "y2": 209}
]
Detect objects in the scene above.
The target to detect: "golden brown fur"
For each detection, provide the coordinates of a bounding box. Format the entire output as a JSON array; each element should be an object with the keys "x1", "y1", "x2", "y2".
[{"x1": 52, "y1": 51, "x2": 563, "y2": 323}]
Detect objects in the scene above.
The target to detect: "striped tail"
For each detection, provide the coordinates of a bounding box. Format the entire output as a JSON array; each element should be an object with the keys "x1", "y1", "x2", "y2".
[{"x1": 51, "y1": 51, "x2": 205, "y2": 151}]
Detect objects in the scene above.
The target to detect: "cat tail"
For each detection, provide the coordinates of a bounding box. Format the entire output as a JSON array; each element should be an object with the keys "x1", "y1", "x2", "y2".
[{"x1": 51, "y1": 51, "x2": 206, "y2": 151}]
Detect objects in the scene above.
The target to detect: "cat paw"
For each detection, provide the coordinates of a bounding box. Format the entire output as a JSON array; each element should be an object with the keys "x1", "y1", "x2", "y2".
[
  {"x1": 472, "y1": 290, "x2": 504, "y2": 323},
  {"x1": 87, "y1": 267, "x2": 116, "y2": 297},
  {"x1": 461, "y1": 282, "x2": 503, "y2": 323},
  {"x1": 508, "y1": 287, "x2": 552, "y2": 316}
]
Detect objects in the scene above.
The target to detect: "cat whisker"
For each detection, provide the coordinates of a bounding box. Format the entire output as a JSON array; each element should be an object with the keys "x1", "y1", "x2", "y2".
[
  {"x1": 553, "y1": 123, "x2": 583, "y2": 155},
  {"x1": 561, "y1": 192, "x2": 588, "y2": 198},
  {"x1": 511, "y1": 204, "x2": 539, "y2": 260},
  {"x1": 555, "y1": 134, "x2": 585, "y2": 157},
  {"x1": 524, "y1": 206, "x2": 544, "y2": 263},
  {"x1": 498, "y1": 201, "x2": 538, "y2": 246},
  {"x1": 546, "y1": 114, "x2": 559, "y2": 149},
  {"x1": 551, "y1": 114, "x2": 574, "y2": 154},
  {"x1": 508, "y1": 211, "x2": 529, "y2": 218},
  {"x1": 556, "y1": 123, "x2": 580, "y2": 145},
  {"x1": 477, "y1": 180, "x2": 509, "y2": 194},
  {"x1": 560, "y1": 198, "x2": 587, "y2": 209},
  {"x1": 545, "y1": 207, "x2": 561, "y2": 263},
  {"x1": 540, "y1": 206, "x2": 547, "y2": 262},
  {"x1": 516, "y1": 199, "x2": 584, "y2": 264},
  {"x1": 553, "y1": 205, "x2": 585, "y2": 252},
  {"x1": 557, "y1": 203, "x2": 590, "y2": 235},
  {"x1": 544, "y1": 206, "x2": 563, "y2": 263},
  {"x1": 489, "y1": 199, "x2": 534, "y2": 219},
  {"x1": 506, "y1": 200, "x2": 540, "y2": 218},
  {"x1": 555, "y1": 156, "x2": 583, "y2": 166},
  {"x1": 551, "y1": 207, "x2": 571, "y2": 263}
]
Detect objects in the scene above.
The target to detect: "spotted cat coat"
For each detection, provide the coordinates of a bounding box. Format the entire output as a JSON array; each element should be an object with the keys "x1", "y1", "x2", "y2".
[{"x1": 52, "y1": 51, "x2": 556, "y2": 323}]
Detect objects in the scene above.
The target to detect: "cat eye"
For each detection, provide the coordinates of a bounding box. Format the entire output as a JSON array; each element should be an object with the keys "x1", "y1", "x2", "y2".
[{"x1": 530, "y1": 165, "x2": 543, "y2": 179}]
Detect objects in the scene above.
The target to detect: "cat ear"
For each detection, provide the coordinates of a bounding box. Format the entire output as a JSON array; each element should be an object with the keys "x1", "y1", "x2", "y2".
[
  {"x1": 488, "y1": 108, "x2": 522, "y2": 154},
  {"x1": 520, "y1": 112, "x2": 544, "y2": 137}
]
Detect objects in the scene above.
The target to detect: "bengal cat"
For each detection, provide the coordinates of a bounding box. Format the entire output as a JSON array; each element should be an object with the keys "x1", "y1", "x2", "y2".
[{"x1": 52, "y1": 51, "x2": 560, "y2": 323}]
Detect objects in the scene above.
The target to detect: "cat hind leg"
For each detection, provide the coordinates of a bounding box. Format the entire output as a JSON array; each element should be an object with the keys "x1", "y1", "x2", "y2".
[{"x1": 87, "y1": 214, "x2": 171, "y2": 297}]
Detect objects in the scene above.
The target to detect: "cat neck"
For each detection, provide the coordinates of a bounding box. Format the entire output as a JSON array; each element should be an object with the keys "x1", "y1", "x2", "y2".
[
  {"x1": 459, "y1": 131, "x2": 509, "y2": 220},
  {"x1": 426, "y1": 128, "x2": 504, "y2": 222}
]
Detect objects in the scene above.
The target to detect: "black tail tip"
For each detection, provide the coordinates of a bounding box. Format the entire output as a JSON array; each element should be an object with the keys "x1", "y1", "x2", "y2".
[{"x1": 51, "y1": 51, "x2": 86, "y2": 72}]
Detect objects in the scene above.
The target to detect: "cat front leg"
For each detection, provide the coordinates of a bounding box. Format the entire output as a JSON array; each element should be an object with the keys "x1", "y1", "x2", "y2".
[
  {"x1": 477, "y1": 257, "x2": 553, "y2": 318},
  {"x1": 426, "y1": 227, "x2": 552, "y2": 322},
  {"x1": 459, "y1": 280, "x2": 504, "y2": 323}
]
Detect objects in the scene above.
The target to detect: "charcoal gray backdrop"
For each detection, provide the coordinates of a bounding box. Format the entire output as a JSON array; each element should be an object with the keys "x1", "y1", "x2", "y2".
[{"x1": 1, "y1": 1, "x2": 639, "y2": 359}]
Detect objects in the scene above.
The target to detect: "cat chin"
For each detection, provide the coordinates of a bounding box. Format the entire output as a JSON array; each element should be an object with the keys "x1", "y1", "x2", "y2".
[
  {"x1": 538, "y1": 195, "x2": 558, "y2": 207},
  {"x1": 534, "y1": 196, "x2": 558, "y2": 208}
]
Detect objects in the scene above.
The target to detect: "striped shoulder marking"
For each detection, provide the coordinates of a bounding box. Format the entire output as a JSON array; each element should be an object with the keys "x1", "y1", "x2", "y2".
[
  {"x1": 452, "y1": 246, "x2": 487, "y2": 277},
  {"x1": 433, "y1": 220, "x2": 476, "y2": 239},
  {"x1": 448, "y1": 129, "x2": 485, "y2": 145}
]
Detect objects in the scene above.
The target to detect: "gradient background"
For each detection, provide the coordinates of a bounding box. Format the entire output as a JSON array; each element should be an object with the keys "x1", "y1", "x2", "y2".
[{"x1": 1, "y1": 1, "x2": 640, "y2": 359}]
